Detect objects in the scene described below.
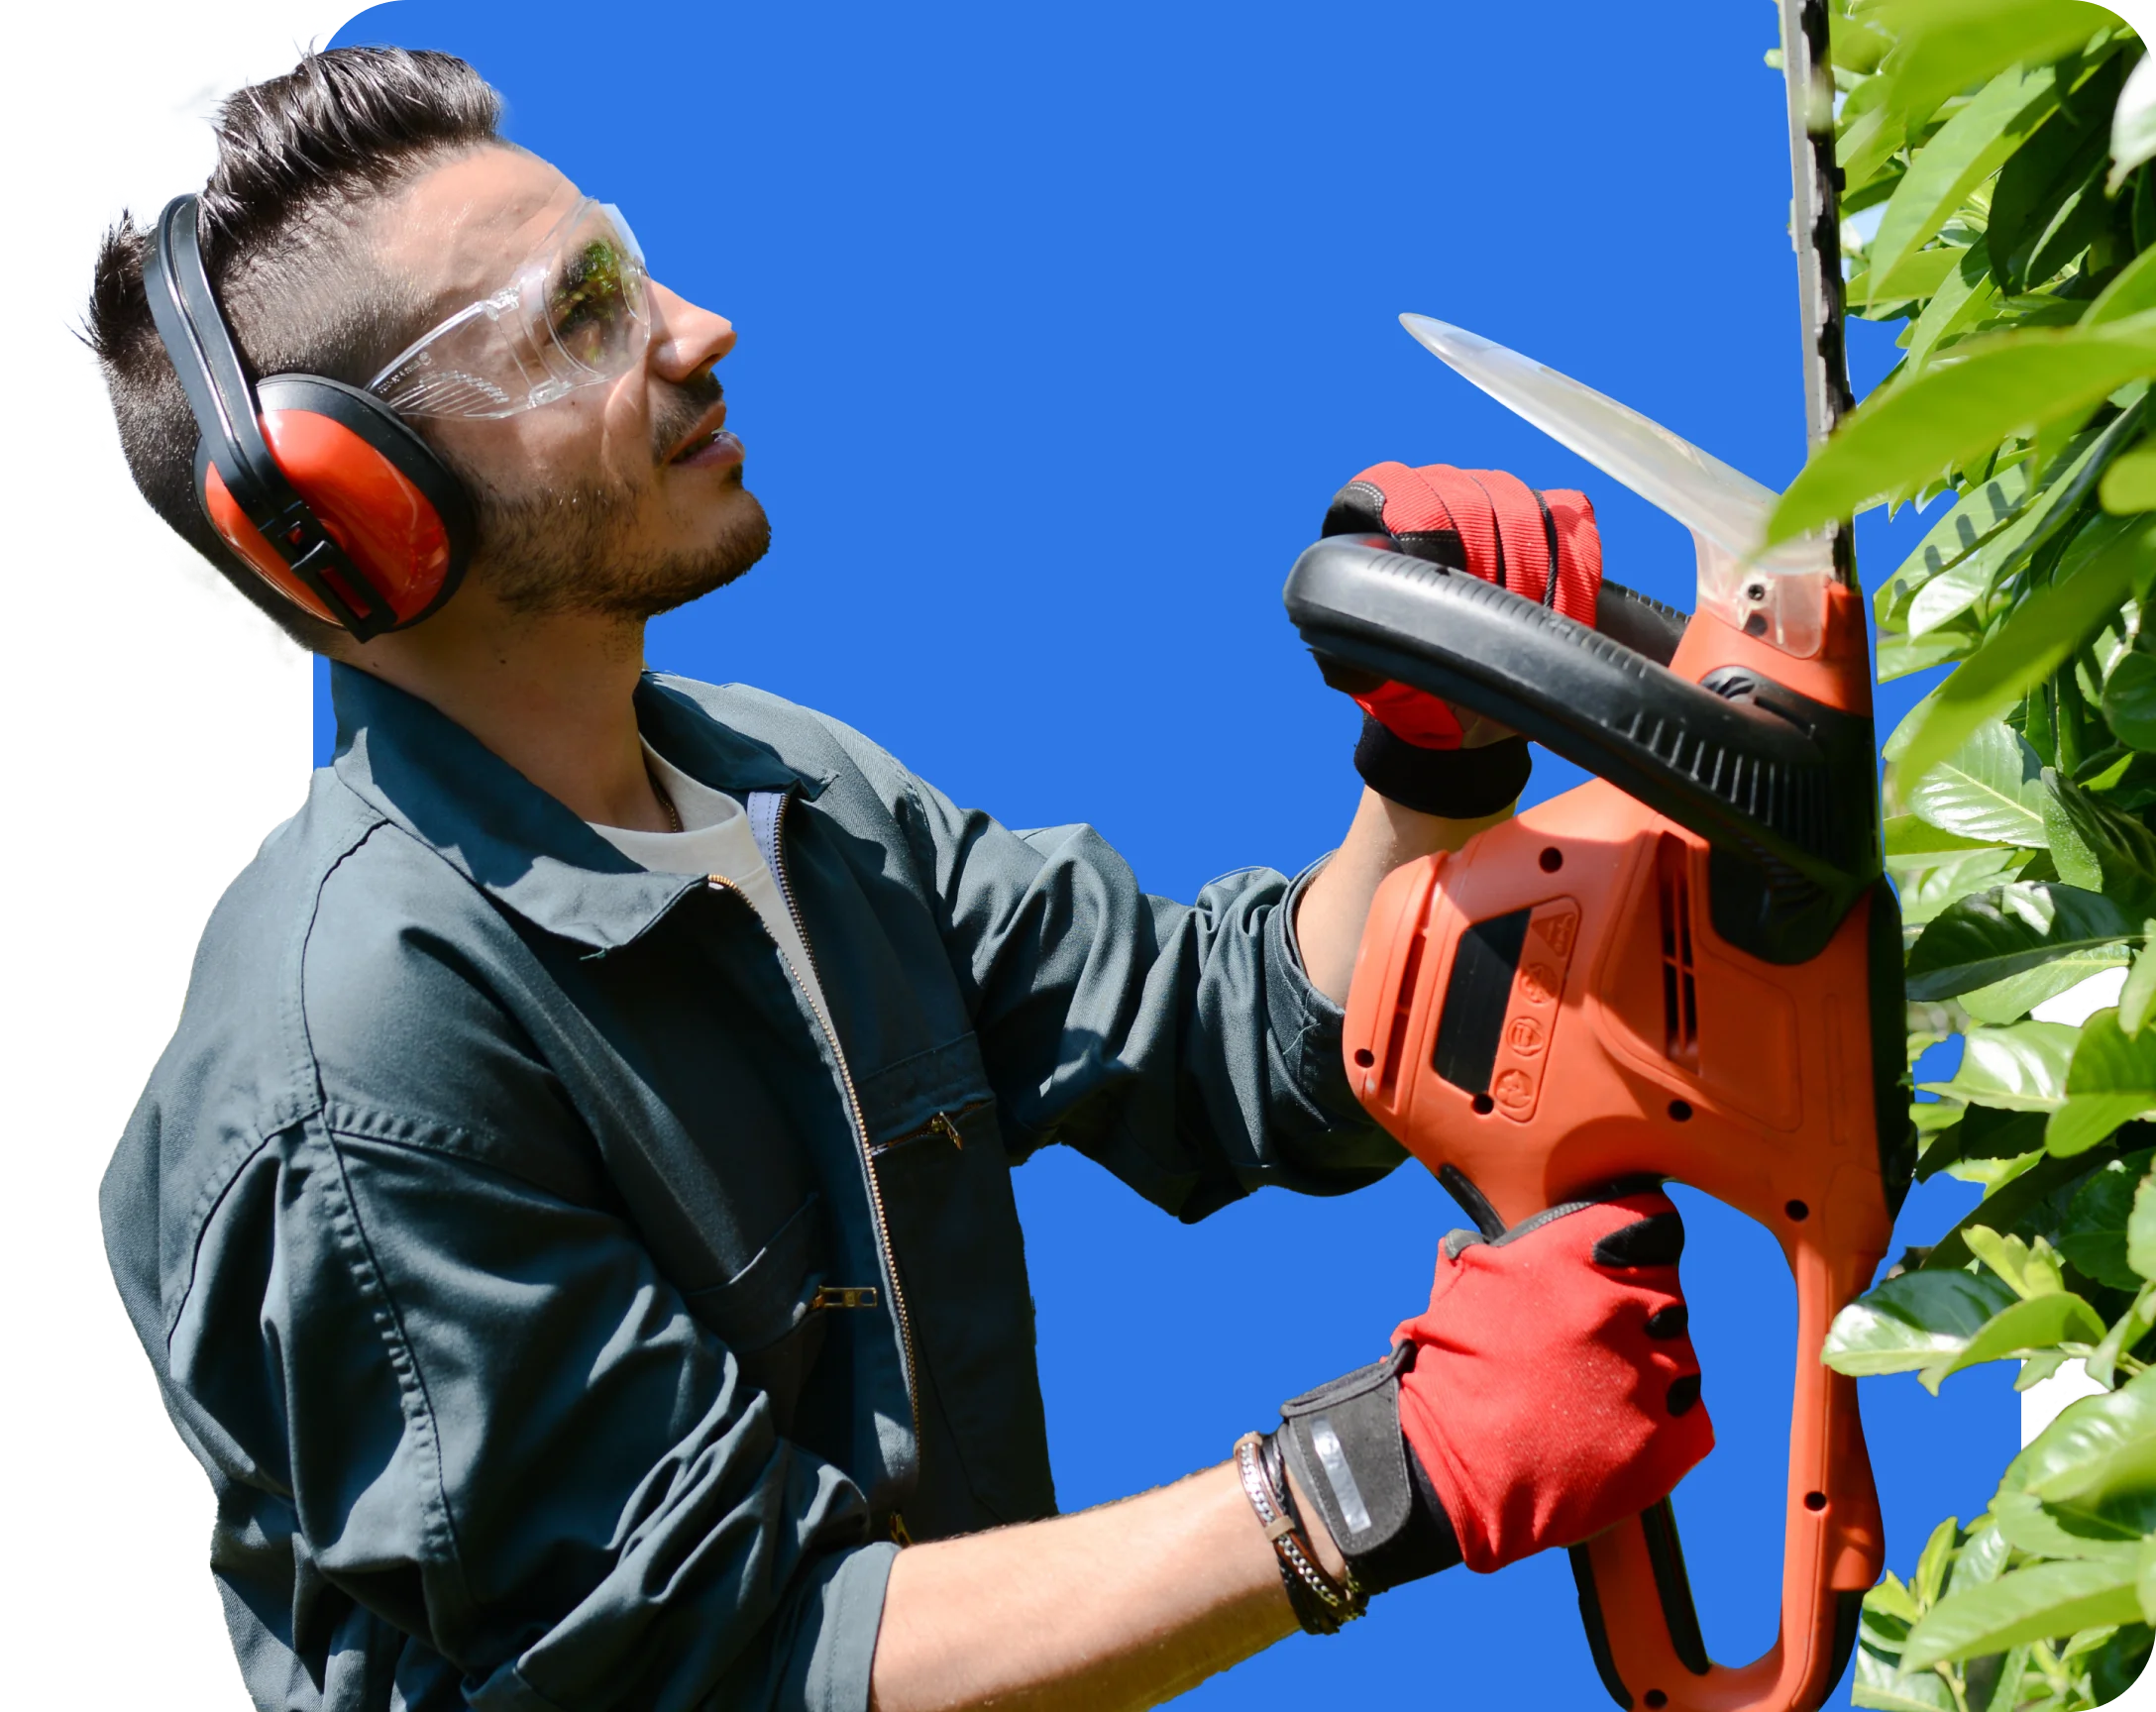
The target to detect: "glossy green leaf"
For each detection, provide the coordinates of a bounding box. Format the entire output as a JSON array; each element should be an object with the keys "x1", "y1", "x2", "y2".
[
  {"x1": 1871, "y1": 0, "x2": 2114, "y2": 129},
  {"x1": 1966, "y1": 1644, "x2": 2033, "y2": 1712},
  {"x1": 1852, "y1": 246, "x2": 1970, "y2": 309},
  {"x1": 1870, "y1": 61, "x2": 2062, "y2": 289},
  {"x1": 2043, "y1": 771, "x2": 2156, "y2": 911},
  {"x1": 1886, "y1": 519, "x2": 2156, "y2": 786},
  {"x1": 1852, "y1": 1649, "x2": 1956, "y2": 1711},
  {"x1": 2016, "y1": 1368, "x2": 2156, "y2": 1513},
  {"x1": 1873, "y1": 1567, "x2": 1925, "y2": 1628},
  {"x1": 1844, "y1": 120, "x2": 1911, "y2": 223},
  {"x1": 1993, "y1": 1486, "x2": 2146, "y2": 1558},
  {"x1": 2087, "y1": 1620, "x2": 2155, "y2": 1699},
  {"x1": 2057, "y1": 1153, "x2": 2156, "y2": 1292},
  {"x1": 2104, "y1": 651, "x2": 2156, "y2": 748},
  {"x1": 1923, "y1": 1020, "x2": 2080, "y2": 1111},
  {"x1": 2089, "y1": 241, "x2": 2156, "y2": 330},
  {"x1": 1882, "y1": 463, "x2": 2033, "y2": 617},
  {"x1": 1886, "y1": 813, "x2": 2004, "y2": 858},
  {"x1": 2129, "y1": 1173, "x2": 2156, "y2": 1281},
  {"x1": 1992, "y1": 54, "x2": 2128, "y2": 291},
  {"x1": 1965, "y1": 1225, "x2": 2068, "y2": 1298},
  {"x1": 2113, "y1": 54, "x2": 2156, "y2": 194},
  {"x1": 2120, "y1": 943, "x2": 2156, "y2": 1035},
  {"x1": 1823, "y1": 1267, "x2": 2019, "y2": 1376},
  {"x1": 2050, "y1": 1010, "x2": 2156, "y2": 1155},
  {"x1": 1915, "y1": 1516, "x2": 1962, "y2": 1609},
  {"x1": 1905, "y1": 883, "x2": 2137, "y2": 999},
  {"x1": 2048, "y1": 1094, "x2": 2155, "y2": 1156},
  {"x1": 1925, "y1": 1153, "x2": 2094, "y2": 1272},
  {"x1": 1961, "y1": 947, "x2": 2131, "y2": 1025},
  {"x1": 2086, "y1": 1280, "x2": 2156, "y2": 1390},
  {"x1": 2023, "y1": 169, "x2": 2113, "y2": 296},
  {"x1": 1901, "y1": 1557, "x2": 2142, "y2": 1667},
  {"x1": 1964, "y1": 1106, "x2": 2052, "y2": 1164},
  {"x1": 1950, "y1": 1520, "x2": 2014, "y2": 1594},
  {"x1": 1906, "y1": 722, "x2": 2051, "y2": 844},
  {"x1": 1953, "y1": 405, "x2": 2156, "y2": 605},
  {"x1": 1881, "y1": 623, "x2": 1983, "y2": 682},
  {"x1": 2102, "y1": 439, "x2": 2156, "y2": 514},
  {"x1": 1896, "y1": 400, "x2": 2129, "y2": 638},
  {"x1": 1904, "y1": 241, "x2": 2002, "y2": 374},
  {"x1": 1769, "y1": 317, "x2": 2156, "y2": 544},
  {"x1": 1926, "y1": 1293, "x2": 2109, "y2": 1389},
  {"x1": 2017, "y1": 1349, "x2": 2072, "y2": 1389},
  {"x1": 1899, "y1": 849, "x2": 2030, "y2": 927},
  {"x1": 1907, "y1": 551, "x2": 2001, "y2": 634}
]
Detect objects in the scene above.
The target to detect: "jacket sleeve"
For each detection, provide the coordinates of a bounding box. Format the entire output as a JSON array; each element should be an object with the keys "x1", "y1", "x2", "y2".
[
  {"x1": 891, "y1": 769, "x2": 1404, "y2": 1219},
  {"x1": 212, "y1": 1111, "x2": 896, "y2": 1712}
]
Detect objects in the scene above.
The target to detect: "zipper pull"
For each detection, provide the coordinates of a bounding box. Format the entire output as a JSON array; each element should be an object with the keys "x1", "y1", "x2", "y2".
[
  {"x1": 811, "y1": 1285, "x2": 881, "y2": 1310},
  {"x1": 928, "y1": 1111, "x2": 963, "y2": 1149}
]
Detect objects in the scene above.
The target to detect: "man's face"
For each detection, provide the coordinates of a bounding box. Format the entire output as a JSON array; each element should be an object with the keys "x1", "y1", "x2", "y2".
[{"x1": 377, "y1": 147, "x2": 769, "y2": 619}]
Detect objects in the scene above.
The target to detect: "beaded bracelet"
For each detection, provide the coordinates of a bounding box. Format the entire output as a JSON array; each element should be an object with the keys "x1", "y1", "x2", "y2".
[{"x1": 1233, "y1": 1432, "x2": 1365, "y2": 1635}]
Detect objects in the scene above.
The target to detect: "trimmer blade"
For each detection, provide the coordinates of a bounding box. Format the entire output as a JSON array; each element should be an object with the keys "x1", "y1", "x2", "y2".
[{"x1": 1399, "y1": 313, "x2": 1825, "y2": 575}]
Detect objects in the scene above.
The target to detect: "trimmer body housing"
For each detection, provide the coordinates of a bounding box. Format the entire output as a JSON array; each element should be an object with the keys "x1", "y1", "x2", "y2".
[{"x1": 1292, "y1": 535, "x2": 1908, "y2": 1712}]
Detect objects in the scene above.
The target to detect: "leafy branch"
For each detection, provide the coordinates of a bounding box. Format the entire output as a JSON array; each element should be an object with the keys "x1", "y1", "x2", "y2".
[{"x1": 1766, "y1": 1, "x2": 2156, "y2": 1705}]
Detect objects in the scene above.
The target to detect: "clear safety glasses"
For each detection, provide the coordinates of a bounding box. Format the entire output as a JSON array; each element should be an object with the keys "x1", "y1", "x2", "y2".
[{"x1": 368, "y1": 198, "x2": 651, "y2": 419}]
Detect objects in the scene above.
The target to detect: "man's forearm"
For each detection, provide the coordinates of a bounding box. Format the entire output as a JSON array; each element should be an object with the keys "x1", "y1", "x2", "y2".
[
  {"x1": 1295, "y1": 788, "x2": 1512, "y2": 1004},
  {"x1": 870, "y1": 1461, "x2": 1329, "y2": 1712}
]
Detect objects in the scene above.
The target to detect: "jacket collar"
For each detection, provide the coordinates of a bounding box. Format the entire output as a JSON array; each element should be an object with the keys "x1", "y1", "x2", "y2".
[{"x1": 329, "y1": 663, "x2": 821, "y2": 954}]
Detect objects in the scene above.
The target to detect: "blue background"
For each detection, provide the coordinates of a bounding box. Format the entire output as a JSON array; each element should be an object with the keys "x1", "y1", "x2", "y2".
[{"x1": 324, "y1": 3, "x2": 2012, "y2": 1704}]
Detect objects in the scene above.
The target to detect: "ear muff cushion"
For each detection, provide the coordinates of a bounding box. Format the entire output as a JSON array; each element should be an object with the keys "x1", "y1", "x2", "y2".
[{"x1": 197, "y1": 374, "x2": 474, "y2": 632}]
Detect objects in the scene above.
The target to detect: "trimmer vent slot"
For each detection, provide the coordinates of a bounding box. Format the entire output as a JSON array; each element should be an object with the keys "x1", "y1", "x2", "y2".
[
  {"x1": 1658, "y1": 836, "x2": 1699, "y2": 1071},
  {"x1": 1379, "y1": 926, "x2": 1427, "y2": 1104}
]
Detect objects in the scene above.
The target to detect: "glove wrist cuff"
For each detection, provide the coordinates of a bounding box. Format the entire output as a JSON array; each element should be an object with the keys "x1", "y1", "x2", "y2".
[
  {"x1": 1277, "y1": 1343, "x2": 1462, "y2": 1596},
  {"x1": 1354, "y1": 718, "x2": 1531, "y2": 818}
]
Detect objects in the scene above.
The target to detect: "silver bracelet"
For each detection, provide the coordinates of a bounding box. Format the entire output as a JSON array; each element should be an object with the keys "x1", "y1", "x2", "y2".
[{"x1": 1235, "y1": 1432, "x2": 1361, "y2": 1631}]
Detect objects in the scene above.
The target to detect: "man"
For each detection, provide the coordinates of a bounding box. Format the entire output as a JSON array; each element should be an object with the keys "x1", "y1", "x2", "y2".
[{"x1": 93, "y1": 47, "x2": 1710, "y2": 1712}]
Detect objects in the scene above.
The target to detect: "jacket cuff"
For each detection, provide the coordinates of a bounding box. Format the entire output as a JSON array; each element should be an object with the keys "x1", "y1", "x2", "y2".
[
  {"x1": 779, "y1": 1541, "x2": 901, "y2": 1712},
  {"x1": 1269, "y1": 855, "x2": 1354, "y2": 1110}
]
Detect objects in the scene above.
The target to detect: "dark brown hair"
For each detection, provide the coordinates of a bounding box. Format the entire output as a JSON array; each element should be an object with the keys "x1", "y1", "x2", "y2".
[{"x1": 85, "y1": 47, "x2": 502, "y2": 651}]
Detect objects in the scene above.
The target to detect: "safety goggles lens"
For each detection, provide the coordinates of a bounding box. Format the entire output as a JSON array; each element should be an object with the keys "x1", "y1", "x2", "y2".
[{"x1": 368, "y1": 199, "x2": 650, "y2": 419}]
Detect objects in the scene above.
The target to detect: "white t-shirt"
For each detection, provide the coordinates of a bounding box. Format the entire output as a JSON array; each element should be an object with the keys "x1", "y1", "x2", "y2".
[{"x1": 587, "y1": 743, "x2": 834, "y2": 1038}]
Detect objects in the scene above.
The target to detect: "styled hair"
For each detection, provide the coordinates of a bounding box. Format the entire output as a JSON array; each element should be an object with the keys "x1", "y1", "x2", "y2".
[{"x1": 84, "y1": 47, "x2": 503, "y2": 651}]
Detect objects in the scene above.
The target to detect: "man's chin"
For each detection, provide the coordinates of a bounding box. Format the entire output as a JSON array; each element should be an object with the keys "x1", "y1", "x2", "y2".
[{"x1": 600, "y1": 490, "x2": 773, "y2": 621}]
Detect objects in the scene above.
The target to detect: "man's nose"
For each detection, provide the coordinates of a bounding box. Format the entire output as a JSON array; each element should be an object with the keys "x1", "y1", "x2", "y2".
[{"x1": 647, "y1": 280, "x2": 736, "y2": 380}]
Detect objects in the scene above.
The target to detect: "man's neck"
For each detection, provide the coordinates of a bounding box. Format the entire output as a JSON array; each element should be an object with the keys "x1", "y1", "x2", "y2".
[{"x1": 338, "y1": 593, "x2": 675, "y2": 832}]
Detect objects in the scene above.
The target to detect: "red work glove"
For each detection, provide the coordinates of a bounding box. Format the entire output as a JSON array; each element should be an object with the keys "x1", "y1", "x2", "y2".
[
  {"x1": 1398, "y1": 1184, "x2": 1712, "y2": 1572},
  {"x1": 1320, "y1": 460, "x2": 1605, "y2": 753}
]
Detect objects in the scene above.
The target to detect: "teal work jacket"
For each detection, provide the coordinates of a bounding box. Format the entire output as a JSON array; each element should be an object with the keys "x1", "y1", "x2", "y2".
[{"x1": 100, "y1": 663, "x2": 1401, "y2": 1712}]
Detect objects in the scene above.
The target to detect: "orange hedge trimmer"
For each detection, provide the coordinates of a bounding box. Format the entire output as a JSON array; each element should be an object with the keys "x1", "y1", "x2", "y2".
[{"x1": 1282, "y1": 5, "x2": 1909, "y2": 1706}]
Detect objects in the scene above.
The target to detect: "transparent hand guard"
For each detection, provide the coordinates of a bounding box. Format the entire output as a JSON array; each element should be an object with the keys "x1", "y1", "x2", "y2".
[
  {"x1": 369, "y1": 199, "x2": 651, "y2": 420},
  {"x1": 1398, "y1": 315, "x2": 1835, "y2": 659}
]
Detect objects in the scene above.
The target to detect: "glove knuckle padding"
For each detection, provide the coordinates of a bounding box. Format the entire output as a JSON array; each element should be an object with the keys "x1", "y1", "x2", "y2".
[
  {"x1": 1392, "y1": 1186, "x2": 1713, "y2": 1572},
  {"x1": 1592, "y1": 1210, "x2": 1686, "y2": 1268}
]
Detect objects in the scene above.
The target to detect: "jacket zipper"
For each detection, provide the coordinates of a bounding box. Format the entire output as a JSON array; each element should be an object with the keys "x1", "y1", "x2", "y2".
[{"x1": 744, "y1": 819, "x2": 923, "y2": 1451}]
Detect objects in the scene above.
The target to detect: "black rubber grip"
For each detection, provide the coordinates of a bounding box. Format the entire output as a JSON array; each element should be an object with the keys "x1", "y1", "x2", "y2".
[{"x1": 1285, "y1": 536, "x2": 1855, "y2": 897}]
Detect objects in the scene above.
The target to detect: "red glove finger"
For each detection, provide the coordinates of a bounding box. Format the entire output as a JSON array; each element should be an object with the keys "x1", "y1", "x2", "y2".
[
  {"x1": 1321, "y1": 462, "x2": 1604, "y2": 751},
  {"x1": 1395, "y1": 1185, "x2": 1713, "y2": 1573}
]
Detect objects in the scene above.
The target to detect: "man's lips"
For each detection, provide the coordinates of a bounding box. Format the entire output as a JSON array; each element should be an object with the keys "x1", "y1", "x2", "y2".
[
  {"x1": 674, "y1": 427, "x2": 744, "y2": 470},
  {"x1": 666, "y1": 400, "x2": 743, "y2": 468}
]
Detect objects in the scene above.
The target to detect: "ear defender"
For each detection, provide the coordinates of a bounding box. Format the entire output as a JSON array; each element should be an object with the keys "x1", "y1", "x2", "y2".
[{"x1": 145, "y1": 195, "x2": 473, "y2": 640}]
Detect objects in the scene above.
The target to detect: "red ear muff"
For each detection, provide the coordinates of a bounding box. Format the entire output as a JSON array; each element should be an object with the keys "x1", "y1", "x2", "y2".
[
  {"x1": 148, "y1": 195, "x2": 472, "y2": 640},
  {"x1": 193, "y1": 374, "x2": 474, "y2": 634}
]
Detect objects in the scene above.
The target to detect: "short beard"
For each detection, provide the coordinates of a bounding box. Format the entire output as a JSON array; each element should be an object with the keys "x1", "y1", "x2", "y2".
[{"x1": 473, "y1": 473, "x2": 771, "y2": 621}]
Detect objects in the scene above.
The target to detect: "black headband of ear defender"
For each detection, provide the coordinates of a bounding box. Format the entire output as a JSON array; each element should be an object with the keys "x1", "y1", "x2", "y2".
[{"x1": 143, "y1": 194, "x2": 398, "y2": 638}]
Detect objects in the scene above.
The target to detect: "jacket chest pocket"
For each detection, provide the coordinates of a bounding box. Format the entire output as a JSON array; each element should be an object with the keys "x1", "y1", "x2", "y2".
[
  {"x1": 870, "y1": 1098, "x2": 1054, "y2": 1527},
  {"x1": 681, "y1": 1191, "x2": 830, "y2": 1437}
]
